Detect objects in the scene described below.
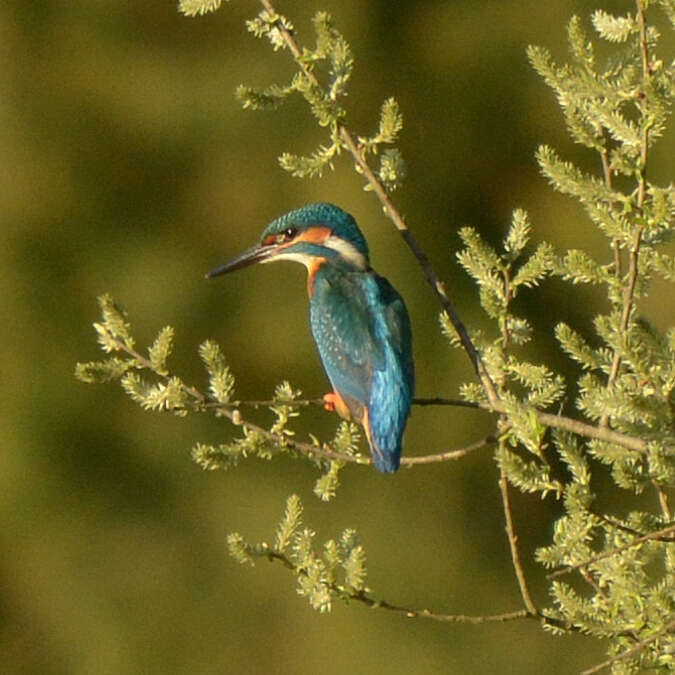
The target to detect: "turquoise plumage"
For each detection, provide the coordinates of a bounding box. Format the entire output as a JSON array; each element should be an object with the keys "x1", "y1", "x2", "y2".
[{"x1": 207, "y1": 203, "x2": 414, "y2": 472}]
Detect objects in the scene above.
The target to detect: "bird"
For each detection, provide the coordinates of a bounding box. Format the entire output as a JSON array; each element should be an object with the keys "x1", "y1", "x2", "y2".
[{"x1": 207, "y1": 202, "x2": 414, "y2": 473}]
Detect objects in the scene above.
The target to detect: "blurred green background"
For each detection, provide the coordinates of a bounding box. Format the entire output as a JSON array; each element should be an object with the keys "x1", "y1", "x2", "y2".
[{"x1": 3, "y1": 1, "x2": 673, "y2": 673}]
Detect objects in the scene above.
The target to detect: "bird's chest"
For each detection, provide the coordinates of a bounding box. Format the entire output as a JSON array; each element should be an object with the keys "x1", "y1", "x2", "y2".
[
  {"x1": 310, "y1": 275, "x2": 356, "y2": 357},
  {"x1": 309, "y1": 269, "x2": 379, "y2": 362}
]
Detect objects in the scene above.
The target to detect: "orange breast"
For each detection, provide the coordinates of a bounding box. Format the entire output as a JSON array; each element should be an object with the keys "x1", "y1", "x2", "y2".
[{"x1": 307, "y1": 257, "x2": 326, "y2": 296}]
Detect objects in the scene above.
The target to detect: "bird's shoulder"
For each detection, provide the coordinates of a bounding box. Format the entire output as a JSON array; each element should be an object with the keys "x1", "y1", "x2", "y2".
[{"x1": 311, "y1": 265, "x2": 411, "y2": 359}]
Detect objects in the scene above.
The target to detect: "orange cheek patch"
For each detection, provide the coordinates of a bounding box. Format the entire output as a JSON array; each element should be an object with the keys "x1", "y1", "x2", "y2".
[
  {"x1": 295, "y1": 226, "x2": 331, "y2": 244},
  {"x1": 307, "y1": 257, "x2": 326, "y2": 296}
]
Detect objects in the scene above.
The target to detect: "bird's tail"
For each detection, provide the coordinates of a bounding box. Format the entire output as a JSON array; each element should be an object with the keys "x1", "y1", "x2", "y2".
[{"x1": 362, "y1": 408, "x2": 401, "y2": 473}]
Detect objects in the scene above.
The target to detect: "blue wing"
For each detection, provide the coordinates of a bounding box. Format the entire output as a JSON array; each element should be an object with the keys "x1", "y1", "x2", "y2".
[{"x1": 309, "y1": 265, "x2": 414, "y2": 472}]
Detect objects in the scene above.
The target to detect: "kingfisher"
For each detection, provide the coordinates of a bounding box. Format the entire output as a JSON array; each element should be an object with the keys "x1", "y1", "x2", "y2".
[{"x1": 207, "y1": 203, "x2": 414, "y2": 473}]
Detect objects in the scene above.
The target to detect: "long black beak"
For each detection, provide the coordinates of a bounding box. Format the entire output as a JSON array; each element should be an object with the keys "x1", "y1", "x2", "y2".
[{"x1": 205, "y1": 243, "x2": 276, "y2": 279}]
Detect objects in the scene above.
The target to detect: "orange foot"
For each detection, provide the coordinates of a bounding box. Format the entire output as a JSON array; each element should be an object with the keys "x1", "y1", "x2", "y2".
[
  {"x1": 322, "y1": 392, "x2": 339, "y2": 412},
  {"x1": 322, "y1": 391, "x2": 351, "y2": 419}
]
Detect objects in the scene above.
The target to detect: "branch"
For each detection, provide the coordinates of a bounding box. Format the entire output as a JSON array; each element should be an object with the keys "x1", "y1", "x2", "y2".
[
  {"x1": 498, "y1": 465, "x2": 538, "y2": 616},
  {"x1": 104, "y1": 331, "x2": 493, "y2": 467},
  {"x1": 215, "y1": 393, "x2": 649, "y2": 453},
  {"x1": 215, "y1": 396, "x2": 476, "y2": 409},
  {"x1": 401, "y1": 434, "x2": 496, "y2": 466},
  {"x1": 258, "y1": 0, "x2": 500, "y2": 409},
  {"x1": 263, "y1": 548, "x2": 544, "y2": 625},
  {"x1": 580, "y1": 618, "x2": 675, "y2": 675},
  {"x1": 601, "y1": 0, "x2": 651, "y2": 427},
  {"x1": 547, "y1": 523, "x2": 675, "y2": 580}
]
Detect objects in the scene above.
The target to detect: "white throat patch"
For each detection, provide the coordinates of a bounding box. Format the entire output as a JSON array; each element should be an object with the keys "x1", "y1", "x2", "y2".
[{"x1": 323, "y1": 235, "x2": 369, "y2": 270}]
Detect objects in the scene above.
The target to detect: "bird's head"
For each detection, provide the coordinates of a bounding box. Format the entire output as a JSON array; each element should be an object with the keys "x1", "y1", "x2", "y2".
[{"x1": 206, "y1": 203, "x2": 370, "y2": 279}]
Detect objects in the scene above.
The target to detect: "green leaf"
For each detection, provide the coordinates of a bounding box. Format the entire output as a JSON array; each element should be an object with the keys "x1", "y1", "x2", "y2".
[
  {"x1": 377, "y1": 98, "x2": 404, "y2": 144},
  {"x1": 121, "y1": 373, "x2": 189, "y2": 415},
  {"x1": 314, "y1": 463, "x2": 340, "y2": 501},
  {"x1": 503, "y1": 209, "x2": 531, "y2": 260},
  {"x1": 199, "y1": 340, "x2": 235, "y2": 404},
  {"x1": 235, "y1": 83, "x2": 292, "y2": 111},
  {"x1": 178, "y1": 0, "x2": 224, "y2": 17},
  {"x1": 378, "y1": 148, "x2": 406, "y2": 191},
  {"x1": 96, "y1": 294, "x2": 135, "y2": 351},
  {"x1": 148, "y1": 326, "x2": 174, "y2": 375},
  {"x1": 512, "y1": 242, "x2": 555, "y2": 289},
  {"x1": 591, "y1": 10, "x2": 635, "y2": 43},
  {"x1": 75, "y1": 358, "x2": 131, "y2": 384},
  {"x1": 275, "y1": 495, "x2": 303, "y2": 553},
  {"x1": 343, "y1": 543, "x2": 367, "y2": 592},
  {"x1": 497, "y1": 444, "x2": 563, "y2": 497},
  {"x1": 537, "y1": 145, "x2": 619, "y2": 205},
  {"x1": 246, "y1": 9, "x2": 293, "y2": 51},
  {"x1": 227, "y1": 533, "x2": 254, "y2": 565}
]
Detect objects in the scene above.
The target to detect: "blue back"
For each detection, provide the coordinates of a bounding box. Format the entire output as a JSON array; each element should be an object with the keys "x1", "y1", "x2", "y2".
[{"x1": 310, "y1": 264, "x2": 414, "y2": 472}]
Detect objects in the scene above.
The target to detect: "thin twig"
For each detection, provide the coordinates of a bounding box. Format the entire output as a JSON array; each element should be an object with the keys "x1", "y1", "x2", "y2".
[
  {"x1": 547, "y1": 523, "x2": 675, "y2": 580},
  {"x1": 263, "y1": 549, "x2": 544, "y2": 625},
  {"x1": 490, "y1": 403, "x2": 647, "y2": 453},
  {"x1": 498, "y1": 464, "x2": 539, "y2": 616},
  {"x1": 656, "y1": 484, "x2": 672, "y2": 521},
  {"x1": 600, "y1": 140, "x2": 622, "y2": 280},
  {"x1": 401, "y1": 434, "x2": 497, "y2": 466},
  {"x1": 591, "y1": 509, "x2": 675, "y2": 542},
  {"x1": 202, "y1": 392, "x2": 649, "y2": 453},
  {"x1": 580, "y1": 618, "x2": 675, "y2": 675},
  {"x1": 213, "y1": 396, "x2": 475, "y2": 409}
]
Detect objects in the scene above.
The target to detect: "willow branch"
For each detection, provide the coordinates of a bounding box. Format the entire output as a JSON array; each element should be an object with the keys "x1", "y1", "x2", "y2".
[
  {"x1": 105, "y1": 331, "x2": 495, "y2": 467},
  {"x1": 601, "y1": 0, "x2": 650, "y2": 427},
  {"x1": 547, "y1": 523, "x2": 675, "y2": 580},
  {"x1": 215, "y1": 396, "x2": 475, "y2": 409},
  {"x1": 402, "y1": 434, "x2": 496, "y2": 466},
  {"x1": 211, "y1": 393, "x2": 647, "y2": 453},
  {"x1": 263, "y1": 548, "x2": 554, "y2": 626},
  {"x1": 252, "y1": 2, "x2": 660, "y2": 460},
  {"x1": 498, "y1": 465, "x2": 538, "y2": 616},
  {"x1": 580, "y1": 618, "x2": 675, "y2": 675}
]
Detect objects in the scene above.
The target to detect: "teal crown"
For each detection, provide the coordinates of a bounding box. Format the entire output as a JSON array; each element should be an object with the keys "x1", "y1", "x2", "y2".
[{"x1": 261, "y1": 203, "x2": 370, "y2": 261}]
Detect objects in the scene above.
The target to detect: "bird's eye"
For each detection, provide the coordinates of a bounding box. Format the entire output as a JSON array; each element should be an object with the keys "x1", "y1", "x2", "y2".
[{"x1": 277, "y1": 227, "x2": 296, "y2": 243}]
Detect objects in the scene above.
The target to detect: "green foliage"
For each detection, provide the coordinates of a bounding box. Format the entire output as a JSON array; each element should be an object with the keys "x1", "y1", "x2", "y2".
[
  {"x1": 199, "y1": 339, "x2": 235, "y2": 404},
  {"x1": 453, "y1": 212, "x2": 558, "y2": 420},
  {"x1": 446, "y1": 3, "x2": 675, "y2": 668},
  {"x1": 178, "y1": 0, "x2": 226, "y2": 18},
  {"x1": 121, "y1": 372, "x2": 189, "y2": 416},
  {"x1": 227, "y1": 495, "x2": 368, "y2": 613},
  {"x1": 76, "y1": 296, "x2": 362, "y2": 492},
  {"x1": 237, "y1": 10, "x2": 405, "y2": 190},
  {"x1": 75, "y1": 2, "x2": 675, "y2": 672},
  {"x1": 75, "y1": 294, "x2": 136, "y2": 382},
  {"x1": 313, "y1": 422, "x2": 361, "y2": 501},
  {"x1": 148, "y1": 326, "x2": 174, "y2": 376}
]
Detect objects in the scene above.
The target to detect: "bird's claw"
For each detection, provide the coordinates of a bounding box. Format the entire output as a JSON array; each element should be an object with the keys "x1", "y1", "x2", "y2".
[{"x1": 322, "y1": 392, "x2": 338, "y2": 412}]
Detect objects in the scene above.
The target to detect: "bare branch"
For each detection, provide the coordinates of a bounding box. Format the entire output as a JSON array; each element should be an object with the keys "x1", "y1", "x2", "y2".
[{"x1": 499, "y1": 465, "x2": 539, "y2": 616}]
